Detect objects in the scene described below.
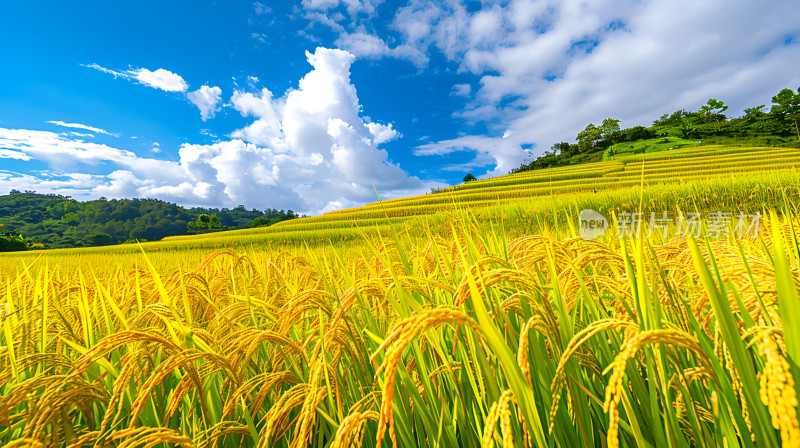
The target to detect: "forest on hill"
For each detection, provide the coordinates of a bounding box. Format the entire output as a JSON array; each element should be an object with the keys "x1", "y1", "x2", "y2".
[
  {"x1": 0, "y1": 192, "x2": 298, "y2": 250},
  {"x1": 514, "y1": 86, "x2": 800, "y2": 172}
]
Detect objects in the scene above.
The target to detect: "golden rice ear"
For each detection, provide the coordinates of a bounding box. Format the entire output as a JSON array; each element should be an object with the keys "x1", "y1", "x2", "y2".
[{"x1": 757, "y1": 333, "x2": 800, "y2": 444}]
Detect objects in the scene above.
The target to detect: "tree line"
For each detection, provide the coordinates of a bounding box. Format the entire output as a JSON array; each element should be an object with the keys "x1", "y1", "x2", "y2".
[{"x1": 0, "y1": 192, "x2": 300, "y2": 250}]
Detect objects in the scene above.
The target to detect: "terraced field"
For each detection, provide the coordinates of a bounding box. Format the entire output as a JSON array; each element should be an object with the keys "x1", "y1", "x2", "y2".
[
  {"x1": 1, "y1": 145, "x2": 799, "y2": 448},
  {"x1": 160, "y1": 145, "x2": 800, "y2": 247}
]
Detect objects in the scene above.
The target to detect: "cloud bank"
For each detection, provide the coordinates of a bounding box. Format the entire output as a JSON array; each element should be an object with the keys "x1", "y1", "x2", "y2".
[{"x1": 3, "y1": 48, "x2": 431, "y2": 214}]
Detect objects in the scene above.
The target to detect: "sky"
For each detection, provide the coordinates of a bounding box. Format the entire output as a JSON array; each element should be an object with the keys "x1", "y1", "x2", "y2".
[{"x1": 1, "y1": 1, "x2": 798, "y2": 215}]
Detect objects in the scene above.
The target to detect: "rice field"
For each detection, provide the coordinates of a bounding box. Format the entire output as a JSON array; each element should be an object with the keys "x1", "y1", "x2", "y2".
[{"x1": 1, "y1": 145, "x2": 800, "y2": 447}]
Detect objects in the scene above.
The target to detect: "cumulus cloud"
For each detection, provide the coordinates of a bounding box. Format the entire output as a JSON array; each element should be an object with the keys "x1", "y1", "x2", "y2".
[
  {"x1": 83, "y1": 63, "x2": 188, "y2": 92},
  {"x1": 225, "y1": 47, "x2": 428, "y2": 211},
  {"x1": 367, "y1": 122, "x2": 399, "y2": 144},
  {"x1": 229, "y1": 88, "x2": 283, "y2": 147},
  {"x1": 3, "y1": 48, "x2": 434, "y2": 214},
  {"x1": 188, "y1": 85, "x2": 223, "y2": 120}
]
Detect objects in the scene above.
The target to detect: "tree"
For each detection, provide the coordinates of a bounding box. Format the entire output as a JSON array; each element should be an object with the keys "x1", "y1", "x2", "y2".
[
  {"x1": 251, "y1": 209, "x2": 299, "y2": 228},
  {"x1": 599, "y1": 118, "x2": 621, "y2": 139},
  {"x1": 463, "y1": 173, "x2": 477, "y2": 183},
  {"x1": 550, "y1": 142, "x2": 571, "y2": 156},
  {"x1": 680, "y1": 118, "x2": 696, "y2": 139},
  {"x1": 84, "y1": 232, "x2": 114, "y2": 247},
  {"x1": 743, "y1": 105, "x2": 766, "y2": 118},
  {"x1": 620, "y1": 126, "x2": 655, "y2": 142},
  {"x1": 188, "y1": 213, "x2": 224, "y2": 233},
  {"x1": 0, "y1": 233, "x2": 30, "y2": 251},
  {"x1": 700, "y1": 98, "x2": 728, "y2": 131},
  {"x1": 771, "y1": 87, "x2": 800, "y2": 140},
  {"x1": 576, "y1": 123, "x2": 601, "y2": 150}
]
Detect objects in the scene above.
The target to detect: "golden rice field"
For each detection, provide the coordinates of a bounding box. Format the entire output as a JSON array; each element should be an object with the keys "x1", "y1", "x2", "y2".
[{"x1": 1, "y1": 145, "x2": 800, "y2": 447}]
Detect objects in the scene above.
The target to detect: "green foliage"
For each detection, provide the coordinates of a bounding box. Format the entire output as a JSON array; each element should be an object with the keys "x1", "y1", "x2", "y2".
[
  {"x1": 680, "y1": 117, "x2": 697, "y2": 138},
  {"x1": 576, "y1": 123, "x2": 602, "y2": 150},
  {"x1": 603, "y1": 137, "x2": 697, "y2": 160},
  {"x1": 251, "y1": 209, "x2": 299, "y2": 228},
  {"x1": 771, "y1": 87, "x2": 800, "y2": 140},
  {"x1": 463, "y1": 173, "x2": 477, "y2": 183},
  {"x1": 0, "y1": 233, "x2": 30, "y2": 252},
  {"x1": 84, "y1": 232, "x2": 115, "y2": 247},
  {"x1": 700, "y1": 98, "x2": 728, "y2": 122},
  {"x1": 187, "y1": 213, "x2": 224, "y2": 234},
  {"x1": 599, "y1": 117, "x2": 621, "y2": 138}
]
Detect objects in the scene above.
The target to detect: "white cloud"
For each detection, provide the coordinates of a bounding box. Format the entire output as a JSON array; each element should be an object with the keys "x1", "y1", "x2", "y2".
[
  {"x1": 451, "y1": 83, "x2": 471, "y2": 97},
  {"x1": 67, "y1": 132, "x2": 95, "y2": 138},
  {"x1": 302, "y1": 0, "x2": 340, "y2": 11},
  {"x1": 3, "y1": 48, "x2": 436, "y2": 214},
  {"x1": 0, "y1": 128, "x2": 180, "y2": 178},
  {"x1": 187, "y1": 85, "x2": 223, "y2": 121},
  {"x1": 367, "y1": 122, "x2": 399, "y2": 144},
  {"x1": 0, "y1": 149, "x2": 30, "y2": 160},
  {"x1": 415, "y1": 135, "x2": 530, "y2": 178},
  {"x1": 302, "y1": 0, "x2": 381, "y2": 17},
  {"x1": 225, "y1": 47, "x2": 428, "y2": 211},
  {"x1": 229, "y1": 88, "x2": 283, "y2": 147},
  {"x1": 300, "y1": 1, "x2": 428, "y2": 67},
  {"x1": 335, "y1": 32, "x2": 390, "y2": 58},
  {"x1": 130, "y1": 68, "x2": 188, "y2": 92},
  {"x1": 0, "y1": 170, "x2": 107, "y2": 199},
  {"x1": 84, "y1": 63, "x2": 188, "y2": 92},
  {"x1": 334, "y1": 32, "x2": 428, "y2": 67},
  {"x1": 46, "y1": 120, "x2": 111, "y2": 135},
  {"x1": 253, "y1": 2, "x2": 272, "y2": 15},
  {"x1": 81, "y1": 63, "x2": 127, "y2": 79}
]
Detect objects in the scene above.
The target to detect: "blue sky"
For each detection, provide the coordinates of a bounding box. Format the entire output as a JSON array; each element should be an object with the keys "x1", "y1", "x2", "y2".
[{"x1": 1, "y1": 1, "x2": 798, "y2": 214}]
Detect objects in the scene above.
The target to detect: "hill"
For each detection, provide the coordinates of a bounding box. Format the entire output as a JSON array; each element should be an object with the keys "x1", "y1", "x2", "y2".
[
  {"x1": 512, "y1": 87, "x2": 800, "y2": 172},
  {"x1": 0, "y1": 192, "x2": 297, "y2": 249}
]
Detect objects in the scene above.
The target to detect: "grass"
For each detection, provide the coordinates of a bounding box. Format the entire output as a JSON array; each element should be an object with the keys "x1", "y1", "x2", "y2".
[{"x1": 1, "y1": 144, "x2": 799, "y2": 447}]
